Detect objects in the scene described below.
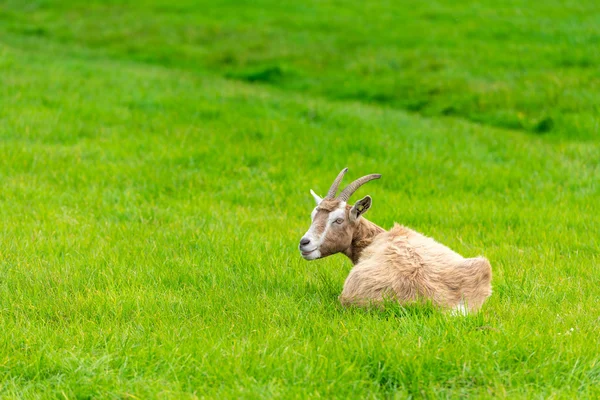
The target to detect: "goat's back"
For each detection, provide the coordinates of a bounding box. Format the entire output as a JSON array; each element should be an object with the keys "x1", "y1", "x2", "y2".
[{"x1": 340, "y1": 224, "x2": 492, "y2": 311}]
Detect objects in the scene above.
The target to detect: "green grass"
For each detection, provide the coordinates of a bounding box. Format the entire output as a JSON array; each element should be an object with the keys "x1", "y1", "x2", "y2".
[
  {"x1": 2, "y1": 0, "x2": 600, "y2": 140},
  {"x1": 1, "y1": 0, "x2": 599, "y2": 398}
]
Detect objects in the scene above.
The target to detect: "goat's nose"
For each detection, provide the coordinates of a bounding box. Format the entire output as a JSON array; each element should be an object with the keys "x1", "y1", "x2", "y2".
[{"x1": 300, "y1": 237, "x2": 311, "y2": 246}]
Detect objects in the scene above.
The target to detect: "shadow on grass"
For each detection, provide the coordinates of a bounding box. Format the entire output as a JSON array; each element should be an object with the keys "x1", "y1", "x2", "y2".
[
  {"x1": 338, "y1": 297, "x2": 496, "y2": 336},
  {"x1": 339, "y1": 297, "x2": 443, "y2": 321},
  {"x1": 226, "y1": 64, "x2": 300, "y2": 85}
]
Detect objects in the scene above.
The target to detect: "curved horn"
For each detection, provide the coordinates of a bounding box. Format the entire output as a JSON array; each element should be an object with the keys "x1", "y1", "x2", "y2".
[
  {"x1": 338, "y1": 174, "x2": 381, "y2": 202},
  {"x1": 326, "y1": 168, "x2": 348, "y2": 199}
]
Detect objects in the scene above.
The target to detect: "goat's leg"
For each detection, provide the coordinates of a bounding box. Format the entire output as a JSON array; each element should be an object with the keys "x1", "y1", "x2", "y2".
[
  {"x1": 339, "y1": 267, "x2": 388, "y2": 307},
  {"x1": 339, "y1": 262, "x2": 420, "y2": 308},
  {"x1": 458, "y1": 257, "x2": 493, "y2": 313}
]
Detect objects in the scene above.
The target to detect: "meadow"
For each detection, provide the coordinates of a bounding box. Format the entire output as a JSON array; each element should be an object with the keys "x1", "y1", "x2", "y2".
[{"x1": 0, "y1": 0, "x2": 599, "y2": 398}]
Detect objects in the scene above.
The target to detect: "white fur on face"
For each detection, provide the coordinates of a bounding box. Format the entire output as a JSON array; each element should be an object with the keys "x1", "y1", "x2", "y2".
[{"x1": 300, "y1": 202, "x2": 346, "y2": 260}]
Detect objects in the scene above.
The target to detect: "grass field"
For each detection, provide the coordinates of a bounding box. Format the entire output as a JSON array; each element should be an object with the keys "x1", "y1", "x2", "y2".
[{"x1": 1, "y1": 0, "x2": 599, "y2": 398}]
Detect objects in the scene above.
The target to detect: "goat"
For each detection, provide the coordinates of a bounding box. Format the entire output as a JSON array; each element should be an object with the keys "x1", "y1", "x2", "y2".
[{"x1": 299, "y1": 168, "x2": 492, "y2": 314}]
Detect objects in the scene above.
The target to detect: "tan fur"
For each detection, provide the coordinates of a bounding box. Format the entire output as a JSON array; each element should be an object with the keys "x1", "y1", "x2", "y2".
[
  {"x1": 300, "y1": 182, "x2": 492, "y2": 313},
  {"x1": 339, "y1": 223, "x2": 492, "y2": 312},
  {"x1": 342, "y1": 217, "x2": 385, "y2": 264}
]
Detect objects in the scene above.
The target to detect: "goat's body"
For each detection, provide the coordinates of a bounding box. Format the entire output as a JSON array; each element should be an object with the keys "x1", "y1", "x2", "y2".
[
  {"x1": 339, "y1": 224, "x2": 492, "y2": 313},
  {"x1": 300, "y1": 168, "x2": 492, "y2": 313}
]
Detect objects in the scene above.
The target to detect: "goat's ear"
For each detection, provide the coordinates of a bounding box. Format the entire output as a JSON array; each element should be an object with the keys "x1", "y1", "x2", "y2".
[
  {"x1": 310, "y1": 189, "x2": 323, "y2": 205},
  {"x1": 350, "y1": 195, "x2": 372, "y2": 221}
]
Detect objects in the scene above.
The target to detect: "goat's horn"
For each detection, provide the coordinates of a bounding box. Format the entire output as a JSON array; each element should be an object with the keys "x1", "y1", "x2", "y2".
[
  {"x1": 338, "y1": 174, "x2": 381, "y2": 202},
  {"x1": 326, "y1": 167, "x2": 348, "y2": 199}
]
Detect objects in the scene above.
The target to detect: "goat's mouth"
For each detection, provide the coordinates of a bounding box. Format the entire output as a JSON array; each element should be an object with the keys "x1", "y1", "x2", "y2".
[{"x1": 300, "y1": 248, "x2": 320, "y2": 260}]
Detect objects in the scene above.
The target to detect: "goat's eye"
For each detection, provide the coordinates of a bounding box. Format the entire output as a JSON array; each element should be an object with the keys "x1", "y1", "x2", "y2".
[{"x1": 335, "y1": 218, "x2": 344, "y2": 224}]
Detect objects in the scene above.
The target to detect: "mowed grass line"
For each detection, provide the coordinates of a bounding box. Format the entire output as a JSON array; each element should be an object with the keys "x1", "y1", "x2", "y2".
[
  {"x1": 2, "y1": 0, "x2": 599, "y2": 139},
  {"x1": 0, "y1": 39, "x2": 600, "y2": 398}
]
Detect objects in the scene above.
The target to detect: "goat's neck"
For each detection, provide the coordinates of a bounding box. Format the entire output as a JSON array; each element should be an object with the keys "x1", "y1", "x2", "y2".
[{"x1": 343, "y1": 217, "x2": 386, "y2": 265}]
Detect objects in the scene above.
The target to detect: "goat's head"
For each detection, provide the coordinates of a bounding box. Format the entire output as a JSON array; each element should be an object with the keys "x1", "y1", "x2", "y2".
[{"x1": 299, "y1": 168, "x2": 381, "y2": 260}]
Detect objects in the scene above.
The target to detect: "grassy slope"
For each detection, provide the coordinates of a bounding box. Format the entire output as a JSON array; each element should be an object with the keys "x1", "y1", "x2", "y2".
[
  {"x1": 2, "y1": 0, "x2": 600, "y2": 139},
  {"x1": 1, "y1": 1, "x2": 600, "y2": 398}
]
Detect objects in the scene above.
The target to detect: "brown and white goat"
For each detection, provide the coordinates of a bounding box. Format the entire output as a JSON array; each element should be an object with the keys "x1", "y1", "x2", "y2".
[{"x1": 299, "y1": 168, "x2": 492, "y2": 314}]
